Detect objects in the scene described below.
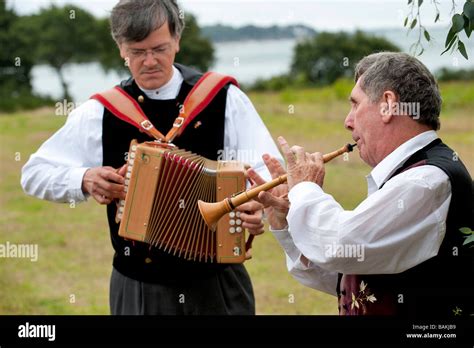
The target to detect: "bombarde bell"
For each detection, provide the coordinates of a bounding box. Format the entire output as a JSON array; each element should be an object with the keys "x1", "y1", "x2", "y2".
[{"x1": 198, "y1": 143, "x2": 357, "y2": 230}]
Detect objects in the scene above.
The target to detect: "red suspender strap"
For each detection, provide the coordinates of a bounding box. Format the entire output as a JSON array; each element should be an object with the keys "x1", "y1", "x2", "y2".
[
  {"x1": 164, "y1": 72, "x2": 239, "y2": 143},
  {"x1": 91, "y1": 87, "x2": 165, "y2": 140},
  {"x1": 90, "y1": 71, "x2": 238, "y2": 143}
]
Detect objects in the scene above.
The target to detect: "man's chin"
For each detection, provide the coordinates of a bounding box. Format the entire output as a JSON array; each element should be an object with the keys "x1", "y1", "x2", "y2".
[{"x1": 137, "y1": 77, "x2": 164, "y2": 90}]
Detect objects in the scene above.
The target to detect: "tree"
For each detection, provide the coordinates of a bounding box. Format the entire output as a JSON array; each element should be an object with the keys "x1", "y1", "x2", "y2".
[
  {"x1": 26, "y1": 6, "x2": 100, "y2": 100},
  {"x1": 175, "y1": 15, "x2": 214, "y2": 72},
  {"x1": 96, "y1": 17, "x2": 127, "y2": 75},
  {"x1": 404, "y1": 0, "x2": 474, "y2": 59},
  {"x1": 291, "y1": 31, "x2": 400, "y2": 86},
  {"x1": 0, "y1": 0, "x2": 44, "y2": 111}
]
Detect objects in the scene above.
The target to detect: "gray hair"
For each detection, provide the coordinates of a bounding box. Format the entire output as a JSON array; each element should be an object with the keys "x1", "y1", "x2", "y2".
[
  {"x1": 110, "y1": 0, "x2": 185, "y2": 44},
  {"x1": 355, "y1": 52, "x2": 441, "y2": 130}
]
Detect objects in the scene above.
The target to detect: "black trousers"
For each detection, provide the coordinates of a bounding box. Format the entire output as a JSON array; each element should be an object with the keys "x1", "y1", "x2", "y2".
[{"x1": 109, "y1": 266, "x2": 255, "y2": 315}]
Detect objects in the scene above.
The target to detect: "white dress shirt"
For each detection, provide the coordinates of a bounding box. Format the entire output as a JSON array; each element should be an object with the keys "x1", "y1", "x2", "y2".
[
  {"x1": 271, "y1": 131, "x2": 451, "y2": 296},
  {"x1": 21, "y1": 66, "x2": 282, "y2": 202}
]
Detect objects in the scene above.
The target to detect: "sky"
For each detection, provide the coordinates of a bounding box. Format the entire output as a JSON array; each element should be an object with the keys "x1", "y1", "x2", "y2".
[{"x1": 7, "y1": 0, "x2": 466, "y2": 31}]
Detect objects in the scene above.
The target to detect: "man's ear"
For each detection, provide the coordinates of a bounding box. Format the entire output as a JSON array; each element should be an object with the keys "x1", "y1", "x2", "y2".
[
  {"x1": 175, "y1": 36, "x2": 181, "y2": 53},
  {"x1": 380, "y1": 90, "x2": 398, "y2": 124},
  {"x1": 119, "y1": 43, "x2": 127, "y2": 60}
]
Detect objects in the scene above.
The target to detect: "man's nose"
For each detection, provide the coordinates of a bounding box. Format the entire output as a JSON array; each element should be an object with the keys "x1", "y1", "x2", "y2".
[
  {"x1": 143, "y1": 52, "x2": 157, "y2": 66},
  {"x1": 344, "y1": 112, "x2": 354, "y2": 131}
]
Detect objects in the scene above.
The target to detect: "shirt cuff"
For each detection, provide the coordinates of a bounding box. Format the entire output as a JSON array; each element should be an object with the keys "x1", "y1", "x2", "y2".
[
  {"x1": 288, "y1": 181, "x2": 324, "y2": 202},
  {"x1": 270, "y1": 226, "x2": 311, "y2": 271},
  {"x1": 68, "y1": 167, "x2": 90, "y2": 202}
]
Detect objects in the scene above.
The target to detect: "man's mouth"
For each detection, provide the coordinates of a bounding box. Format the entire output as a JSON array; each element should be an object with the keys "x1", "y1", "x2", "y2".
[{"x1": 142, "y1": 70, "x2": 161, "y2": 75}]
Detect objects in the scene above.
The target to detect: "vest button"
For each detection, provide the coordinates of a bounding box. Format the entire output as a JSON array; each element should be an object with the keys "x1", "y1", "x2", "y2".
[
  {"x1": 138, "y1": 95, "x2": 145, "y2": 103},
  {"x1": 145, "y1": 257, "x2": 152, "y2": 264}
]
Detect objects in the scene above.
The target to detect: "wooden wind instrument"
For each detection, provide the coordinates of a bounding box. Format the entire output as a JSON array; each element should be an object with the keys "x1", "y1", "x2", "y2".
[{"x1": 198, "y1": 143, "x2": 357, "y2": 230}]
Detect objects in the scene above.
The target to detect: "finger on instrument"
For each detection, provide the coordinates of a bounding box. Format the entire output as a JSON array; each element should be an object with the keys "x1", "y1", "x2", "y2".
[
  {"x1": 247, "y1": 168, "x2": 266, "y2": 186},
  {"x1": 258, "y1": 191, "x2": 289, "y2": 209},
  {"x1": 101, "y1": 169, "x2": 125, "y2": 184},
  {"x1": 238, "y1": 211, "x2": 263, "y2": 225},
  {"x1": 277, "y1": 136, "x2": 296, "y2": 167},
  {"x1": 235, "y1": 200, "x2": 263, "y2": 213}
]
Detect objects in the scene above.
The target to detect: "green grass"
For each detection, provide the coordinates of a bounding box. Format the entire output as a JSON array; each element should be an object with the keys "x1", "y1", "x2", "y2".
[{"x1": 1, "y1": 81, "x2": 473, "y2": 315}]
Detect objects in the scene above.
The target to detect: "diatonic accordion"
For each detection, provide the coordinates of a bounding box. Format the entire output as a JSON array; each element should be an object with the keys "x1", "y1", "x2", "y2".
[{"x1": 116, "y1": 140, "x2": 247, "y2": 263}]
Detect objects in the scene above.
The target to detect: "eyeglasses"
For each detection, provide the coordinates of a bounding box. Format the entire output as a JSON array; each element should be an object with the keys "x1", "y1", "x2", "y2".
[{"x1": 126, "y1": 45, "x2": 171, "y2": 60}]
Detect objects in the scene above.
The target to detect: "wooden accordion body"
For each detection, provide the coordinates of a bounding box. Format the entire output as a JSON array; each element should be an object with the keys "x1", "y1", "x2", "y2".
[{"x1": 116, "y1": 140, "x2": 247, "y2": 263}]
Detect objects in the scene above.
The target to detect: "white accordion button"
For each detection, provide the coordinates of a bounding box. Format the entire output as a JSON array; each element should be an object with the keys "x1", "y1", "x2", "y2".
[
  {"x1": 125, "y1": 179, "x2": 130, "y2": 185},
  {"x1": 236, "y1": 227, "x2": 242, "y2": 233},
  {"x1": 117, "y1": 213, "x2": 123, "y2": 219},
  {"x1": 229, "y1": 227, "x2": 236, "y2": 234},
  {"x1": 131, "y1": 145, "x2": 137, "y2": 151},
  {"x1": 130, "y1": 152, "x2": 136, "y2": 159},
  {"x1": 236, "y1": 212, "x2": 241, "y2": 218},
  {"x1": 236, "y1": 219, "x2": 242, "y2": 225},
  {"x1": 126, "y1": 172, "x2": 131, "y2": 179},
  {"x1": 129, "y1": 159, "x2": 134, "y2": 165},
  {"x1": 229, "y1": 219, "x2": 236, "y2": 226},
  {"x1": 229, "y1": 212, "x2": 236, "y2": 218}
]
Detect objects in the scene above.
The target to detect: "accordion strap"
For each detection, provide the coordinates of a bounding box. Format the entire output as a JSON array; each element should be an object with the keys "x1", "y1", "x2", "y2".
[{"x1": 91, "y1": 72, "x2": 239, "y2": 143}]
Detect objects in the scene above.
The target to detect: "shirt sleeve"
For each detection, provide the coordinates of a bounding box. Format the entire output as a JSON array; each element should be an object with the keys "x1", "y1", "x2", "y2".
[
  {"x1": 271, "y1": 227, "x2": 339, "y2": 296},
  {"x1": 20, "y1": 100, "x2": 104, "y2": 203},
  {"x1": 223, "y1": 84, "x2": 284, "y2": 182},
  {"x1": 287, "y1": 165, "x2": 451, "y2": 275}
]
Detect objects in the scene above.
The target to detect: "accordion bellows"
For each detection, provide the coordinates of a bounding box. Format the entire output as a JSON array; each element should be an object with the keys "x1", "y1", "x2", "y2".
[{"x1": 116, "y1": 140, "x2": 247, "y2": 263}]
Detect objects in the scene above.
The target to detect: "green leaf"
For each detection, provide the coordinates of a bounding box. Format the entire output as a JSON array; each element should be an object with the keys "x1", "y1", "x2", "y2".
[
  {"x1": 465, "y1": 24, "x2": 472, "y2": 38},
  {"x1": 435, "y1": 12, "x2": 440, "y2": 23},
  {"x1": 463, "y1": 234, "x2": 474, "y2": 246},
  {"x1": 458, "y1": 40, "x2": 469, "y2": 59},
  {"x1": 460, "y1": 227, "x2": 473, "y2": 235},
  {"x1": 418, "y1": 47, "x2": 424, "y2": 56},
  {"x1": 443, "y1": 28, "x2": 457, "y2": 54},
  {"x1": 408, "y1": 0, "x2": 413, "y2": 4},
  {"x1": 410, "y1": 19, "x2": 417, "y2": 29},
  {"x1": 424, "y1": 29, "x2": 430, "y2": 41},
  {"x1": 452, "y1": 14, "x2": 465, "y2": 33},
  {"x1": 404, "y1": 17, "x2": 409, "y2": 27},
  {"x1": 464, "y1": 1, "x2": 474, "y2": 22},
  {"x1": 418, "y1": 0, "x2": 423, "y2": 6}
]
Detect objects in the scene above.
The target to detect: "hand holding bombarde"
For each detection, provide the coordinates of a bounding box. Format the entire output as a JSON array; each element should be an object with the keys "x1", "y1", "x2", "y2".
[{"x1": 198, "y1": 143, "x2": 357, "y2": 230}]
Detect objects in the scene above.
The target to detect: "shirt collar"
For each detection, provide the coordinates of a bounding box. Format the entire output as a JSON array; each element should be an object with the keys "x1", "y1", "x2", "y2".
[
  {"x1": 136, "y1": 65, "x2": 183, "y2": 100},
  {"x1": 366, "y1": 130, "x2": 439, "y2": 194}
]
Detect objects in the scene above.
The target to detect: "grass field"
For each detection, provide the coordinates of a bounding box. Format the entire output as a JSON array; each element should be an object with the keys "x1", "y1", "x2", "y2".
[{"x1": 1, "y1": 80, "x2": 472, "y2": 314}]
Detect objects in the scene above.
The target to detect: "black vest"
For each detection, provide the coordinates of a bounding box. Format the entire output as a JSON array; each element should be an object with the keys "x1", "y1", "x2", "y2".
[
  {"x1": 102, "y1": 63, "x2": 232, "y2": 284},
  {"x1": 337, "y1": 139, "x2": 473, "y2": 317}
]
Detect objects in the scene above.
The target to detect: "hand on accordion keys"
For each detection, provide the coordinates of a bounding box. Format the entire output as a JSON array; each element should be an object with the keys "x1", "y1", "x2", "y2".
[{"x1": 81, "y1": 164, "x2": 127, "y2": 205}]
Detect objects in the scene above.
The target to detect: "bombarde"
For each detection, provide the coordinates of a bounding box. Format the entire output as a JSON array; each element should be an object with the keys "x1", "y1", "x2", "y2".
[{"x1": 198, "y1": 143, "x2": 357, "y2": 230}]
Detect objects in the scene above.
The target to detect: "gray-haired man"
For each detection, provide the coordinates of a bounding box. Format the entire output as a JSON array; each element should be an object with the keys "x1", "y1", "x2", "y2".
[
  {"x1": 249, "y1": 52, "x2": 473, "y2": 316},
  {"x1": 21, "y1": 0, "x2": 282, "y2": 315}
]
